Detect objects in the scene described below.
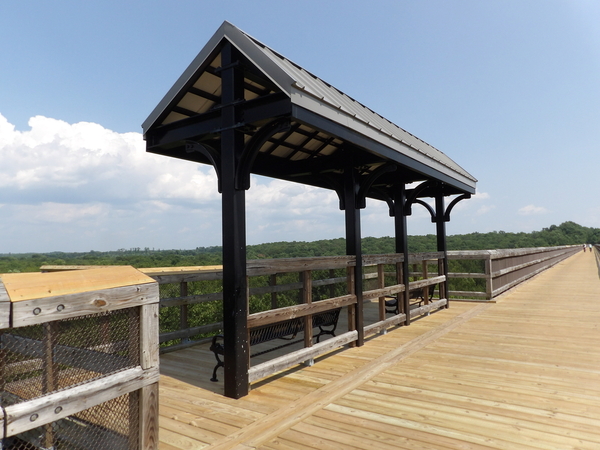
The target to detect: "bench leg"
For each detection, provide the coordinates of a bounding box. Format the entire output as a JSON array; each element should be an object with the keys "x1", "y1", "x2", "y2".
[
  {"x1": 211, "y1": 357, "x2": 223, "y2": 382},
  {"x1": 315, "y1": 327, "x2": 337, "y2": 343}
]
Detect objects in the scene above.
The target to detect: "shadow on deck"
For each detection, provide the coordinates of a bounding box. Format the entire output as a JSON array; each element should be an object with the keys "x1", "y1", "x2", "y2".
[{"x1": 160, "y1": 300, "x2": 414, "y2": 397}]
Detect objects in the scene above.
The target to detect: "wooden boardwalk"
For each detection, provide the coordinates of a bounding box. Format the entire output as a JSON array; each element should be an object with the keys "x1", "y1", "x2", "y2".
[{"x1": 158, "y1": 251, "x2": 600, "y2": 449}]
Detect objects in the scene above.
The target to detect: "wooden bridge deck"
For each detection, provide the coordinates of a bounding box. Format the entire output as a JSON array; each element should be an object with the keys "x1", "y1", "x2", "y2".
[{"x1": 158, "y1": 251, "x2": 600, "y2": 449}]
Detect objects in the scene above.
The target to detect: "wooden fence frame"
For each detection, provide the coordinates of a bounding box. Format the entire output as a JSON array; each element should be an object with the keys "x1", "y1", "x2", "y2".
[
  {"x1": 446, "y1": 245, "x2": 581, "y2": 300},
  {"x1": 0, "y1": 267, "x2": 159, "y2": 450},
  {"x1": 35, "y1": 245, "x2": 579, "y2": 387}
]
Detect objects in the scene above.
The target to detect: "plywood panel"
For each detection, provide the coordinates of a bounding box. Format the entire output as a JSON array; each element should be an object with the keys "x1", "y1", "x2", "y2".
[{"x1": 1, "y1": 266, "x2": 155, "y2": 302}]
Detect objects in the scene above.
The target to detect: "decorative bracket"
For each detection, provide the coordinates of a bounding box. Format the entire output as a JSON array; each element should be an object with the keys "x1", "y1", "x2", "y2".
[
  {"x1": 404, "y1": 180, "x2": 434, "y2": 216},
  {"x1": 414, "y1": 199, "x2": 436, "y2": 222},
  {"x1": 443, "y1": 193, "x2": 471, "y2": 222},
  {"x1": 356, "y1": 163, "x2": 396, "y2": 209},
  {"x1": 235, "y1": 117, "x2": 291, "y2": 190},
  {"x1": 185, "y1": 141, "x2": 222, "y2": 193}
]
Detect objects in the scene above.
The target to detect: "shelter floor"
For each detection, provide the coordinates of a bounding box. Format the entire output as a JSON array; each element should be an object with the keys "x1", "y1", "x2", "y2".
[{"x1": 159, "y1": 251, "x2": 600, "y2": 449}]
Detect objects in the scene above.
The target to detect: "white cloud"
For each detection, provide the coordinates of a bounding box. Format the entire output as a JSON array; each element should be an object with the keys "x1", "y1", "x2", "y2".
[
  {"x1": 12, "y1": 202, "x2": 109, "y2": 224},
  {"x1": 518, "y1": 204, "x2": 549, "y2": 216},
  {"x1": 449, "y1": 191, "x2": 491, "y2": 213},
  {"x1": 0, "y1": 114, "x2": 227, "y2": 251},
  {"x1": 476, "y1": 205, "x2": 495, "y2": 215},
  {"x1": 0, "y1": 114, "x2": 354, "y2": 252},
  {"x1": 0, "y1": 114, "x2": 220, "y2": 201}
]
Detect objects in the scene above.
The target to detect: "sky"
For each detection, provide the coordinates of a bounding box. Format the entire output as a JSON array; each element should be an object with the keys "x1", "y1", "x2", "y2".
[{"x1": 1, "y1": 0, "x2": 599, "y2": 253}]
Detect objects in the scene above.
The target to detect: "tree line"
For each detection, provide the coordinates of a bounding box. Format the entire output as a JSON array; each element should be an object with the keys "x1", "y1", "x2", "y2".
[{"x1": 1, "y1": 221, "x2": 597, "y2": 273}]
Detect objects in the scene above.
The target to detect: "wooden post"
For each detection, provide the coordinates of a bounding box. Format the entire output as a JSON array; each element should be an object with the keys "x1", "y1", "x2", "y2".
[
  {"x1": 329, "y1": 269, "x2": 335, "y2": 299},
  {"x1": 395, "y1": 261, "x2": 404, "y2": 314},
  {"x1": 139, "y1": 383, "x2": 159, "y2": 449},
  {"x1": 301, "y1": 270, "x2": 313, "y2": 365},
  {"x1": 377, "y1": 263, "x2": 385, "y2": 323},
  {"x1": 270, "y1": 274, "x2": 278, "y2": 309},
  {"x1": 42, "y1": 321, "x2": 58, "y2": 448},
  {"x1": 485, "y1": 254, "x2": 493, "y2": 300},
  {"x1": 220, "y1": 42, "x2": 249, "y2": 399},
  {"x1": 422, "y1": 260, "x2": 429, "y2": 305},
  {"x1": 298, "y1": 272, "x2": 303, "y2": 305},
  {"x1": 180, "y1": 281, "x2": 189, "y2": 344},
  {"x1": 140, "y1": 302, "x2": 159, "y2": 450}
]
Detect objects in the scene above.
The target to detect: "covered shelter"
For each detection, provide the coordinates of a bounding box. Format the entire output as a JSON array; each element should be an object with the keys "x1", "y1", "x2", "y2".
[{"x1": 142, "y1": 21, "x2": 476, "y2": 398}]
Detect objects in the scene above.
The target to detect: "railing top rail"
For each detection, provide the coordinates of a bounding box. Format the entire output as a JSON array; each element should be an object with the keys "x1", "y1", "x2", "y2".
[
  {"x1": 39, "y1": 246, "x2": 580, "y2": 285},
  {"x1": 246, "y1": 255, "x2": 356, "y2": 276},
  {"x1": 362, "y1": 251, "x2": 444, "y2": 266},
  {"x1": 448, "y1": 245, "x2": 579, "y2": 260},
  {"x1": 138, "y1": 265, "x2": 223, "y2": 277}
]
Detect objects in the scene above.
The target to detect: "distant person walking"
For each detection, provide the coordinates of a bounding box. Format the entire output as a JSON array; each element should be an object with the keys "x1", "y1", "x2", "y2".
[{"x1": 583, "y1": 244, "x2": 586, "y2": 252}]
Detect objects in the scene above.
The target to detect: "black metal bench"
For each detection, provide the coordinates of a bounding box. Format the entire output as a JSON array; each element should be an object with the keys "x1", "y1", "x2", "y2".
[
  {"x1": 209, "y1": 307, "x2": 341, "y2": 382},
  {"x1": 385, "y1": 284, "x2": 436, "y2": 315}
]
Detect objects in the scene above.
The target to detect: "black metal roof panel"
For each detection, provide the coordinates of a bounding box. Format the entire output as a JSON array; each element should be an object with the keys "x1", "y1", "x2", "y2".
[{"x1": 143, "y1": 21, "x2": 476, "y2": 193}]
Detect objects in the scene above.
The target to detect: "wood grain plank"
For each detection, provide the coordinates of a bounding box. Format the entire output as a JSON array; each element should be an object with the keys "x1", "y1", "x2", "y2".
[
  {"x1": 157, "y1": 252, "x2": 600, "y2": 450},
  {"x1": 1, "y1": 266, "x2": 155, "y2": 302},
  {"x1": 5, "y1": 366, "x2": 159, "y2": 437},
  {"x1": 11, "y1": 282, "x2": 158, "y2": 326}
]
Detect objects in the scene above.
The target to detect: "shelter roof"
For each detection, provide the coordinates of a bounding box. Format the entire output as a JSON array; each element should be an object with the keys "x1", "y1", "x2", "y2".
[{"x1": 143, "y1": 21, "x2": 476, "y2": 197}]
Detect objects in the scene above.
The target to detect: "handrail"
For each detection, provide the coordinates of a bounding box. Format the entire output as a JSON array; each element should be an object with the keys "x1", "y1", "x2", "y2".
[
  {"x1": 39, "y1": 246, "x2": 579, "y2": 352},
  {"x1": 446, "y1": 245, "x2": 580, "y2": 300},
  {"x1": 247, "y1": 294, "x2": 356, "y2": 328},
  {"x1": 143, "y1": 252, "x2": 449, "y2": 354}
]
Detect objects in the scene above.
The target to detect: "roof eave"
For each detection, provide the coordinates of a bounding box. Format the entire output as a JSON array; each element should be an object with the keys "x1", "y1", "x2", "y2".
[
  {"x1": 142, "y1": 21, "x2": 295, "y2": 136},
  {"x1": 290, "y1": 94, "x2": 477, "y2": 193}
]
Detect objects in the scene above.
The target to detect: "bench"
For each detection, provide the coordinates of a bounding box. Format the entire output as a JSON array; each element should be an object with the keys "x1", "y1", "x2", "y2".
[
  {"x1": 209, "y1": 307, "x2": 341, "y2": 382},
  {"x1": 385, "y1": 283, "x2": 436, "y2": 315}
]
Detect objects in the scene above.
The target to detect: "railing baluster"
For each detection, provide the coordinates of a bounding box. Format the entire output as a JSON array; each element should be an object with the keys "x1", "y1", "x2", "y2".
[
  {"x1": 377, "y1": 263, "x2": 385, "y2": 322},
  {"x1": 421, "y1": 260, "x2": 429, "y2": 304},
  {"x1": 180, "y1": 281, "x2": 189, "y2": 344},
  {"x1": 270, "y1": 273, "x2": 278, "y2": 309},
  {"x1": 396, "y1": 261, "x2": 404, "y2": 314},
  {"x1": 485, "y1": 254, "x2": 493, "y2": 300},
  {"x1": 301, "y1": 270, "x2": 313, "y2": 365}
]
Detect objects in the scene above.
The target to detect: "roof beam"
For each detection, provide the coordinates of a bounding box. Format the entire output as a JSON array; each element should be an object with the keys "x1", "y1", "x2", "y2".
[
  {"x1": 188, "y1": 86, "x2": 221, "y2": 104},
  {"x1": 145, "y1": 93, "x2": 291, "y2": 148}
]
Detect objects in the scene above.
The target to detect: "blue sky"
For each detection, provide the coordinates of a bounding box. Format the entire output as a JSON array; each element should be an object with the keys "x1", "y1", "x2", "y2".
[{"x1": 1, "y1": 1, "x2": 599, "y2": 253}]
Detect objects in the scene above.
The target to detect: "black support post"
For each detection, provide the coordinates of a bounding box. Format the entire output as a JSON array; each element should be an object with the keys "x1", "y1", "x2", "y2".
[
  {"x1": 394, "y1": 183, "x2": 411, "y2": 325},
  {"x1": 435, "y1": 190, "x2": 449, "y2": 308},
  {"x1": 220, "y1": 42, "x2": 249, "y2": 398},
  {"x1": 344, "y1": 166, "x2": 364, "y2": 346}
]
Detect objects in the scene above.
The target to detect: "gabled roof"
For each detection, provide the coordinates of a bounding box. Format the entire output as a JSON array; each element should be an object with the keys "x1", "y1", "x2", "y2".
[{"x1": 143, "y1": 21, "x2": 476, "y2": 195}]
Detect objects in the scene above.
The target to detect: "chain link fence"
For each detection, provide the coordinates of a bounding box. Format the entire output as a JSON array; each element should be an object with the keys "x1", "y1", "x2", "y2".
[{"x1": 2, "y1": 310, "x2": 142, "y2": 450}]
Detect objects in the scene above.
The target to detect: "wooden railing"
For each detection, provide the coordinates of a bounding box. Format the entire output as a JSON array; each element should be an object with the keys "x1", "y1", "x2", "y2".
[
  {"x1": 39, "y1": 246, "x2": 579, "y2": 358},
  {"x1": 445, "y1": 245, "x2": 580, "y2": 300},
  {"x1": 593, "y1": 245, "x2": 600, "y2": 276},
  {"x1": 37, "y1": 245, "x2": 580, "y2": 384},
  {"x1": 142, "y1": 252, "x2": 448, "y2": 382},
  {"x1": 361, "y1": 252, "x2": 447, "y2": 336},
  {"x1": 129, "y1": 252, "x2": 448, "y2": 356}
]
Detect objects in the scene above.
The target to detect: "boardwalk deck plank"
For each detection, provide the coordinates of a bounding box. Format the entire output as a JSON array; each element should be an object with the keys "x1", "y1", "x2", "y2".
[{"x1": 159, "y1": 251, "x2": 600, "y2": 449}]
